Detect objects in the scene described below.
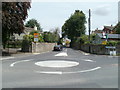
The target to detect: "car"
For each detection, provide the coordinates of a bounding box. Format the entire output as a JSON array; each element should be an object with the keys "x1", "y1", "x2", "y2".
[{"x1": 53, "y1": 45, "x2": 63, "y2": 51}]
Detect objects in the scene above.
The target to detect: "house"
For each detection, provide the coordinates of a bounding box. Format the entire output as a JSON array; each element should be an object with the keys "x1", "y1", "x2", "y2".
[
  {"x1": 93, "y1": 33, "x2": 120, "y2": 44},
  {"x1": 103, "y1": 25, "x2": 115, "y2": 34},
  {"x1": 11, "y1": 27, "x2": 34, "y2": 41},
  {"x1": 92, "y1": 28, "x2": 103, "y2": 34}
]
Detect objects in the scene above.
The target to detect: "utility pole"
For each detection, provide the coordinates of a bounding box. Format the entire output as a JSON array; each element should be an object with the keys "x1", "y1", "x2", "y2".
[
  {"x1": 88, "y1": 9, "x2": 91, "y2": 53},
  {"x1": 88, "y1": 9, "x2": 91, "y2": 42}
]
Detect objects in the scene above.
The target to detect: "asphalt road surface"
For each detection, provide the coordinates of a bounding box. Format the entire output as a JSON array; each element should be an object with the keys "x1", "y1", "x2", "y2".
[{"x1": 1, "y1": 48, "x2": 118, "y2": 88}]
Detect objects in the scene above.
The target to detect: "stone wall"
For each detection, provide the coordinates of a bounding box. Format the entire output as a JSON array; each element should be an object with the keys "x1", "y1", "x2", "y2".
[
  {"x1": 73, "y1": 43, "x2": 120, "y2": 55},
  {"x1": 32, "y1": 42, "x2": 56, "y2": 53},
  {"x1": 22, "y1": 42, "x2": 56, "y2": 53}
]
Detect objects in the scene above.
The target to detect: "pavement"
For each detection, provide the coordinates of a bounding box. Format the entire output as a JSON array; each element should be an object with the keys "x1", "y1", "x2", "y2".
[{"x1": 1, "y1": 48, "x2": 118, "y2": 88}]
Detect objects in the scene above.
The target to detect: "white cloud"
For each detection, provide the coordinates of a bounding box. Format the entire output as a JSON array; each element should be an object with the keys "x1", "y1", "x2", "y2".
[{"x1": 93, "y1": 4, "x2": 111, "y2": 16}]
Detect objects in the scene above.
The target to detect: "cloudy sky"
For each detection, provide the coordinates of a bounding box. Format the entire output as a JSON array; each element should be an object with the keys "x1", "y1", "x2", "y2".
[{"x1": 26, "y1": 0, "x2": 119, "y2": 34}]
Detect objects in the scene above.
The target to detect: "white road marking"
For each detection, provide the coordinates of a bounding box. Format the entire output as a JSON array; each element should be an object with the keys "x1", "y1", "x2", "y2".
[
  {"x1": 65, "y1": 67, "x2": 101, "y2": 74},
  {"x1": 35, "y1": 67, "x2": 101, "y2": 74},
  {"x1": 82, "y1": 59, "x2": 96, "y2": 62},
  {"x1": 54, "y1": 48, "x2": 68, "y2": 56},
  {"x1": 33, "y1": 51, "x2": 50, "y2": 55},
  {"x1": 1, "y1": 57, "x2": 14, "y2": 60},
  {"x1": 35, "y1": 71, "x2": 63, "y2": 74},
  {"x1": 10, "y1": 59, "x2": 33, "y2": 67},
  {"x1": 55, "y1": 52, "x2": 68, "y2": 56},
  {"x1": 35, "y1": 60, "x2": 79, "y2": 68}
]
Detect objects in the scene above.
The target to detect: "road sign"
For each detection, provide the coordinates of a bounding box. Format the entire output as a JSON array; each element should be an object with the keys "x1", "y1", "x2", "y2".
[
  {"x1": 34, "y1": 38, "x2": 38, "y2": 42},
  {"x1": 34, "y1": 33, "x2": 39, "y2": 42},
  {"x1": 34, "y1": 33, "x2": 39, "y2": 38}
]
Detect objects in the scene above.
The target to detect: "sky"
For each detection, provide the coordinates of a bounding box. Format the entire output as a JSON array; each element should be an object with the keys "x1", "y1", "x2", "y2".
[{"x1": 25, "y1": 0, "x2": 119, "y2": 34}]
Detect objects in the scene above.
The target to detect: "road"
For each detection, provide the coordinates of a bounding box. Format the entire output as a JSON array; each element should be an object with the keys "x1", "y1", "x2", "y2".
[{"x1": 1, "y1": 48, "x2": 118, "y2": 88}]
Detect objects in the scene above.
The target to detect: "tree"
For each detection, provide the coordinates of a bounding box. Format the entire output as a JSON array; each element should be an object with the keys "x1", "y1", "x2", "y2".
[
  {"x1": 52, "y1": 27, "x2": 60, "y2": 42},
  {"x1": 2, "y1": 2, "x2": 31, "y2": 48},
  {"x1": 62, "y1": 10, "x2": 86, "y2": 43},
  {"x1": 25, "y1": 19, "x2": 42, "y2": 32},
  {"x1": 43, "y1": 28, "x2": 60, "y2": 43},
  {"x1": 115, "y1": 22, "x2": 120, "y2": 34}
]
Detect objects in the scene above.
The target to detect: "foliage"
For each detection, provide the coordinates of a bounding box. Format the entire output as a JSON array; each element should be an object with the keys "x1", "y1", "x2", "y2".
[
  {"x1": 23, "y1": 31, "x2": 44, "y2": 43},
  {"x1": 62, "y1": 10, "x2": 86, "y2": 41},
  {"x1": 106, "y1": 41, "x2": 120, "y2": 46},
  {"x1": 115, "y1": 22, "x2": 120, "y2": 34},
  {"x1": 23, "y1": 35, "x2": 33, "y2": 43},
  {"x1": 6, "y1": 40, "x2": 22, "y2": 48},
  {"x1": 29, "y1": 30, "x2": 39, "y2": 35},
  {"x1": 43, "y1": 31, "x2": 59, "y2": 43},
  {"x1": 90, "y1": 34, "x2": 96, "y2": 41},
  {"x1": 79, "y1": 35, "x2": 89, "y2": 44},
  {"x1": 2, "y1": 2, "x2": 31, "y2": 48},
  {"x1": 25, "y1": 19, "x2": 42, "y2": 32}
]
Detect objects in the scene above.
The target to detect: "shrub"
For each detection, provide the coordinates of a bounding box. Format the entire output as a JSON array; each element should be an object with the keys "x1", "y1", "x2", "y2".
[{"x1": 106, "y1": 41, "x2": 119, "y2": 46}]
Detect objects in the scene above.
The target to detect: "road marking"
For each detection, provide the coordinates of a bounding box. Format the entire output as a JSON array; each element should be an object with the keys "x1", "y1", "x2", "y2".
[
  {"x1": 35, "y1": 67, "x2": 101, "y2": 74},
  {"x1": 54, "y1": 48, "x2": 68, "y2": 56},
  {"x1": 55, "y1": 52, "x2": 68, "y2": 56},
  {"x1": 82, "y1": 59, "x2": 96, "y2": 62},
  {"x1": 10, "y1": 59, "x2": 33, "y2": 67},
  {"x1": 35, "y1": 71, "x2": 63, "y2": 74},
  {"x1": 35, "y1": 60, "x2": 79, "y2": 68},
  {"x1": 84, "y1": 53, "x2": 90, "y2": 55},
  {"x1": 33, "y1": 51, "x2": 50, "y2": 55},
  {"x1": 1, "y1": 57, "x2": 15, "y2": 60}
]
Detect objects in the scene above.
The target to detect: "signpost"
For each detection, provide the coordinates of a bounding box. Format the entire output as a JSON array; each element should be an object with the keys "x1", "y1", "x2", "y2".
[{"x1": 34, "y1": 33, "x2": 39, "y2": 42}]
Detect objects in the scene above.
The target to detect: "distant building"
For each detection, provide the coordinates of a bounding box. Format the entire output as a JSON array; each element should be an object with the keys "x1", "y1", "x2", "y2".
[
  {"x1": 92, "y1": 28, "x2": 103, "y2": 34},
  {"x1": 103, "y1": 25, "x2": 114, "y2": 34},
  {"x1": 12, "y1": 27, "x2": 34, "y2": 40},
  {"x1": 93, "y1": 33, "x2": 120, "y2": 44}
]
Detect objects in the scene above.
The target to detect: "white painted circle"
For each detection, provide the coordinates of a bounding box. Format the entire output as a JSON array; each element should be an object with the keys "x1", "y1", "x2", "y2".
[{"x1": 35, "y1": 60, "x2": 79, "y2": 68}]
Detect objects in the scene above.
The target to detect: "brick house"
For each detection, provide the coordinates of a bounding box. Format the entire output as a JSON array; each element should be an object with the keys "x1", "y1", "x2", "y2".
[{"x1": 103, "y1": 25, "x2": 114, "y2": 34}]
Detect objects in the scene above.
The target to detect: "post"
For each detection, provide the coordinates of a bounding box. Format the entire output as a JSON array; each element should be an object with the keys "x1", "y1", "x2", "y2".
[
  {"x1": 88, "y1": 9, "x2": 91, "y2": 53},
  {"x1": 88, "y1": 9, "x2": 91, "y2": 42}
]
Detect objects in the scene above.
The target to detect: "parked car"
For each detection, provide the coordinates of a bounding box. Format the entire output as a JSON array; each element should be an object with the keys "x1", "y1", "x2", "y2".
[{"x1": 53, "y1": 45, "x2": 63, "y2": 51}]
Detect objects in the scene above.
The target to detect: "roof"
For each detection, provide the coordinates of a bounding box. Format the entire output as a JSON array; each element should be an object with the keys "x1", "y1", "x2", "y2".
[
  {"x1": 92, "y1": 30, "x2": 103, "y2": 33},
  {"x1": 104, "y1": 26, "x2": 114, "y2": 30},
  {"x1": 97, "y1": 33, "x2": 120, "y2": 39},
  {"x1": 24, "y1": 27, "x2": 34, "y2": 34}
]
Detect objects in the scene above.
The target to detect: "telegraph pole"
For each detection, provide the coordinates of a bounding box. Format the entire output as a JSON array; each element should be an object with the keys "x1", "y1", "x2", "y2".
[
  {"x1": 88, "y1": 9, "x2": 91, "y2": 53},
  {"x1": 88, "y1": 9, "x2": 91, "y2": 42}
]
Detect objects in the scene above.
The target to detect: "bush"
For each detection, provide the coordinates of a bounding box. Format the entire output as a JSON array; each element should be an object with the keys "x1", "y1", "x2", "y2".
[
  {"x1": 6, "y1": 40, "x2": 22, "y2": 48},
  {"x1": 23, "y1": 32, "x2": 44, "y2": 43},
  {"x1": 106, "y1": 41, "x2": 119, "y2": 46},
  {"x1": 29, "y1": 30, "x2": 39, "y2": 35}
]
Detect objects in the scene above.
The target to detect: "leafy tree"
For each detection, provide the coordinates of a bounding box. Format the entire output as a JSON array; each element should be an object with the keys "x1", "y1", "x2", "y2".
[
  {"x1": 25, "y1": 19, "x2": 42, "y2": 32},
  {"x1": 29, "y1": 30, "x2": 39, "y2": 35},
  {"x1": 2, "y1": 2, "x2": 31, "y2": 48},
  {"x1": 43, "y1": 29, "x2": 60, "y2": 43},
  {"x1": 52, "y1": 27, "x2": 60, "y2": 42},
  {"x1": 115, "y1": 22, "x2": 120, "y2": 34},
  {"x1": 62, "y1": 10, "x2": 86, "y2": 43}
]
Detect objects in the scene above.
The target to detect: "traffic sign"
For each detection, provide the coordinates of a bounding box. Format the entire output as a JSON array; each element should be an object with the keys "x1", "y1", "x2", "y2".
[
  {"x1": 34, "y1": 38, "x2": 38, "y2": 42},
  {"x1": 34, "y1": 33, "x2": 39, "y2": 38}
]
